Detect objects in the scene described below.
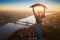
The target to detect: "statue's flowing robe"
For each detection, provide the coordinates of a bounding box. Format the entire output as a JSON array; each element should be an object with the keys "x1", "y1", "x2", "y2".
[
  {"x1": 35, "y1": 15, "x2": 42, "y2": 40},
  {"x1": 36, "y1": 23, "x2": 42, "y2": 40}
]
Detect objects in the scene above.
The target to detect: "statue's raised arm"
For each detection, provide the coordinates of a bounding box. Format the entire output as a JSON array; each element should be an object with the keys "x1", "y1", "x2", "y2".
[{"x1": 32, "y1": 7, "x2": 37, "y2": 18}]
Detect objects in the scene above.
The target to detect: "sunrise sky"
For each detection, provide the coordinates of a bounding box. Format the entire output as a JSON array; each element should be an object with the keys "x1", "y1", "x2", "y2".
[{"x1": 0, "y1": 0, "x2": 60, "y2": 11}]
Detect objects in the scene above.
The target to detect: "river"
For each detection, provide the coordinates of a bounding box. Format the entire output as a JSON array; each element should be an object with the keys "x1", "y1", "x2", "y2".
[{"x1": 0, "y1": 15, "x2": 36, "y2": 40}]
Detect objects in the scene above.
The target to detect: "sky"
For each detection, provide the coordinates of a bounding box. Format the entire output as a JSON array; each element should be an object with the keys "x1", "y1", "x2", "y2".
[{"x1": 0, "y1": 0, "x2": 60, "y2": 11}]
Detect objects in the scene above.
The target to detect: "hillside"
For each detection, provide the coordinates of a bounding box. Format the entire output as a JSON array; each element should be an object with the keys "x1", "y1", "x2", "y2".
[{"x1": 7, "y1": 11, "x2": 60, "y2": 40}]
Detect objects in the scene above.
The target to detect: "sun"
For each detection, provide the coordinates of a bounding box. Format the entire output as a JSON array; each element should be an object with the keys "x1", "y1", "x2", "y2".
[
  {"x1": 34, "y1": 6, "x2": 44, "y2": 11},
  {"x1": 34, "y1": 6, "x2": 44, "y2": 15}
]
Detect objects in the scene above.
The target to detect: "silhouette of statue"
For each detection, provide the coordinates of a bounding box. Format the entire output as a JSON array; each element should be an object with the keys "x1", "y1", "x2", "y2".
[
  {"x1": 30, "y1": 3, "x2": 47, "y2": 40},
  {"x1": 33, "y1": 7, "x2": 43, "y2": 40}
]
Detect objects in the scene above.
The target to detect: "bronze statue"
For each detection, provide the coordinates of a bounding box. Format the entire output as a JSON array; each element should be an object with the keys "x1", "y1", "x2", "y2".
[{"x1": 30, "y1": 3, "x2": 47, "y2": 40}]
